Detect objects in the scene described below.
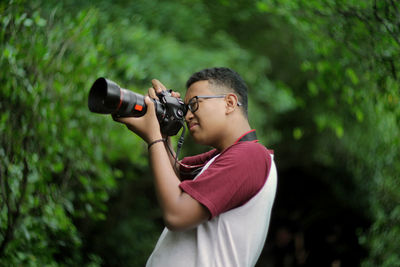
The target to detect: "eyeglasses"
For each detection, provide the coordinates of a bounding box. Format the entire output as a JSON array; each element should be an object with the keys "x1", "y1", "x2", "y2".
[{"x1": 185, "y1": 95, "x2": 242, "y2": 114}]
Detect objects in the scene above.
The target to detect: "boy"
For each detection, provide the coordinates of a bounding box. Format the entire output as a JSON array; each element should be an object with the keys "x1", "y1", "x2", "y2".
[{"x1": 116, "y1": 67, "x2": 277, "y2": 266}]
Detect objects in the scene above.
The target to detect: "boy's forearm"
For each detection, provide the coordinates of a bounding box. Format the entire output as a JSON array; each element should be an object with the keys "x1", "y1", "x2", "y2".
[
  {"x1": 148, "y1": 143, "x2": 183, "y2": 221},
  {"x1": 148, "y1": 143, "x2": 209, "y2": 231}
]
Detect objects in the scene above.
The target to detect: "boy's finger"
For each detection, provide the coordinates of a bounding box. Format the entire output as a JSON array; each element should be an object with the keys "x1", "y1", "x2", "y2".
[
  {"x1": 151, "y1": 79, "x2": 167, "y2": 93},
  {"x1": 171, "y1": 91, "x2": 181, "y2": 98},
  {"x1": 148, "y1": 87, "x2": 158, "y2": 100}
]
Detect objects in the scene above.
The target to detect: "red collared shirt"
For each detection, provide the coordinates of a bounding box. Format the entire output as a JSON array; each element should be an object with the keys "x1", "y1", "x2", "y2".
[{"x1": 179, "y1": 141, "x2": 273, "y2": 218}]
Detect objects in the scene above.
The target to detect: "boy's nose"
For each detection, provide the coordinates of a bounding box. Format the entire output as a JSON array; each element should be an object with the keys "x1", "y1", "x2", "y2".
[{"x1": 185, "y1": 109, "x2": 194, "y2": 122}]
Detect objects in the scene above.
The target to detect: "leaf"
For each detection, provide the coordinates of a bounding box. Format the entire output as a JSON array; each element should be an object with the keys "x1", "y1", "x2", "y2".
[
  {"x1": 345, "y1": 68, "x2": 359, "y2": 85},
  {"x1": 293, "y1": 127, "x2": 303, "y2": 140}
]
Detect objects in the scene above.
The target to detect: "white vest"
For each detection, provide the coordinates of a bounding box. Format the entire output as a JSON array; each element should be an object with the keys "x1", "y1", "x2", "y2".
[{"x1": 146, "y1": 154, "x2": 277, "y2": 267}]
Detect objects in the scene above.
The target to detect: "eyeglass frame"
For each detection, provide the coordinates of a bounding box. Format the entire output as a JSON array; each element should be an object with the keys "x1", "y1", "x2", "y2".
[{"x1": 185, "y1": 95, "x2": 242, "y2": 114}]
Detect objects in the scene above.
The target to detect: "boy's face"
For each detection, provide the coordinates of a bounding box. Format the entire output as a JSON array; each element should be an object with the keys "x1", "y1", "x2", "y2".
[{"x1": 184, "y1": 80, "x2": 228, "y2": 146}]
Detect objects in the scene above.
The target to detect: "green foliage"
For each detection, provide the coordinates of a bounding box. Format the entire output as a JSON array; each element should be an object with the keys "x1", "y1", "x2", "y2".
[
  {"x1": 1, "y1": 0, "x2": 399, "y2": 265},
  {"x1": 254, "y1": 0, "x2": 400, "y2": 265},
  {"x1": 0, "y1": 0, "x2": 278, "y2": 265},
  {"x1": 0, "y1": 1, "x2": 118, "y2": 265}
]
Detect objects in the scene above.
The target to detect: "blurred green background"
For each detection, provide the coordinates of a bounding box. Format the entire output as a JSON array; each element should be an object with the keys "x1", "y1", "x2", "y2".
[{"x1": 1, "y1": 0, "x2": 399, "y2": 266}]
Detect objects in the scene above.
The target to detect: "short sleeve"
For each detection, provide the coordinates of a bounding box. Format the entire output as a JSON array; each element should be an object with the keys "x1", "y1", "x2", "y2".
[{"x1": 179, "y1": 142, "x2": 272, "y2": 218}]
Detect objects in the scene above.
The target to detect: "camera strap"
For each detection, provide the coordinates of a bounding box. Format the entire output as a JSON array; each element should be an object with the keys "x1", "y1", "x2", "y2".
[
  {"x1": 234, "y1": 129, "x2": 258, "y2": 143},
  {"x1": 174, "y1": 121, "x2": 186, "y2": 164}
]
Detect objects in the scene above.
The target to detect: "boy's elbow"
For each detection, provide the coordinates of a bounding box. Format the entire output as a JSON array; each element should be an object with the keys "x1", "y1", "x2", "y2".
[
  {"x1": 164, "y1": 212, "x2": 202, "y2": 232},
  {"x1": 165, "y1": 222, "x2": 183, "y2": 232},
  {"x1": 162, "y1": 195, "x2": 210, "y2": 231},
  {"x1": 164, "y1": 214, "x2": 187, "y2": 232}
]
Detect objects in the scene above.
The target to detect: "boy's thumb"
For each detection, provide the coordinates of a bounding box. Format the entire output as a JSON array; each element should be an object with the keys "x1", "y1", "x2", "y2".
[{"x1": 145, "y1": 96, "x2": 155, "y2": 113}]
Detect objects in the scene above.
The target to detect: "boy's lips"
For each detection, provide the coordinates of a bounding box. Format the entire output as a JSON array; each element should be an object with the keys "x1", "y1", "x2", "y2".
[{"x1": 188, "y1": 122, "x2": 199, "y2": 130}]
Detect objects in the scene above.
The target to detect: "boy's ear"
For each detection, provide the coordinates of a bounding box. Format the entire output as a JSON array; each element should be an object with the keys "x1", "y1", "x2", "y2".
[{"x1": 225, "y1": 93, "x2": 239, "y2": 114}]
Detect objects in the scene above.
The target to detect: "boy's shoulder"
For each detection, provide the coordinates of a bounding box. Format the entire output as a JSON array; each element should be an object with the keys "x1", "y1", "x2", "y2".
[
  {"x1": 216, "y1": 141, "x2": 272, "y2": 165},
  {"x1": 224, "y1": 141, "x2": 270, "y2": 155}
]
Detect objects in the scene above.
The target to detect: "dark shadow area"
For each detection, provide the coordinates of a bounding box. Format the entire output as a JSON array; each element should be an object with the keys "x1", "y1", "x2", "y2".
[
  {"x1": 75, "y1": 162, "x2": 163, "y2": 266},
  {"x1": 256, "y1": 165, "x2": 369, "y2": 267}
]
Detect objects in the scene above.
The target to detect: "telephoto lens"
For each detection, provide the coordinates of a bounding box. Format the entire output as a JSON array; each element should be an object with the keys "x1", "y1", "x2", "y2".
[
  {"x1": 88, "y1": 77, "x2": 163, "y2": 117},
  {"x1": 88, "y1": 77, "x2": 186, "y2": 136}
]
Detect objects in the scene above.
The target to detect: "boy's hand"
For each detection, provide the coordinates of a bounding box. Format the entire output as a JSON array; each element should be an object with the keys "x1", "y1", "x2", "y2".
[
  {"x1": 148, "y1": 79, "x2": 181, "y2": 142},
  {"x1": 113, "y1": 79, "x2": 179, "y2": 143},
  {"x1": 150, "y1": 79, "x2": 181, "y2": 99}
]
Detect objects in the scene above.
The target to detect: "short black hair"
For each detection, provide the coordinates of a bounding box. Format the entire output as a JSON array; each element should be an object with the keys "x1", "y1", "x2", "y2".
[{"x1": 186, "y1": 67, "x2": 248, "y2": 116}]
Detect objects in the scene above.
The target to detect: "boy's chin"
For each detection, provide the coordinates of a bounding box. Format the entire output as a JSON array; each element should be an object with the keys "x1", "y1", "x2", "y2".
[{"x1": 191, "y1": 132, "x2": 208, "y2": 146}]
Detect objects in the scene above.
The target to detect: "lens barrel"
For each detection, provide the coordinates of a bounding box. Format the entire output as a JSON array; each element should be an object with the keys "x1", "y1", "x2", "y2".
[{"x1": 88, "y1": 77, "x2": 161, "y2": 118}]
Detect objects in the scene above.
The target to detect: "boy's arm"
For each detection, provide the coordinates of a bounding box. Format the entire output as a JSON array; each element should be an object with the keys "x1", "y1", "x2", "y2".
[
  {"x1": 149, "y1": 137, "x2": 209, "y2": 231},
  {"x1": 114, "y1": 80, "x2": 209, "y2": 231}
]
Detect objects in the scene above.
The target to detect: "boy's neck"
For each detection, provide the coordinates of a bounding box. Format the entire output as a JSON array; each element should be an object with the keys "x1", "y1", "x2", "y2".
[{"x1": 214, "y1": 119, "x2": 252, "y2": 152}]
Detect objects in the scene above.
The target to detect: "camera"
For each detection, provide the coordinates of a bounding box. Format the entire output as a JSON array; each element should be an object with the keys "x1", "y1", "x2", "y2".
[{"x1": 88, "y1": 78, "x2": 186, "y2": 136}]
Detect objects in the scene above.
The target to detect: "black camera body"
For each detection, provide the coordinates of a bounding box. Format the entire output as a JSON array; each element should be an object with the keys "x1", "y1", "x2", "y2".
[{"x1": 88, "y1": 78, "x2": 186, "y2": 136}]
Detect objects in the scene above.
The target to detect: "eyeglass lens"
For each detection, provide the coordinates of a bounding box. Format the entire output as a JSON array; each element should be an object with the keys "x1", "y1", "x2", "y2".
[{"x1": 188, "y1": 97, "x2": 198, "y2": 113}]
